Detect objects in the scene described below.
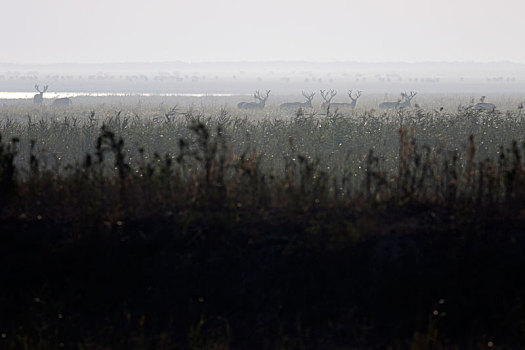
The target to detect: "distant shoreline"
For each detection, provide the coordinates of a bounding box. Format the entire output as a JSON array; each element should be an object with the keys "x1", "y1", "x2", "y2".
[{"x1": 1, "y1": 61, "x2": 524, "y2": 95}]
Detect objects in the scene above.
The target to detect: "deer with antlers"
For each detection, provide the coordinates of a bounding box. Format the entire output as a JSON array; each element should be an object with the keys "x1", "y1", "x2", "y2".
[
  {"x1": 320, "y1": 89, "x2": 337, "y2": 109},
  {"x1": 334, "y1": 90, "x2": 362, "y2": 108},
  {"x1": 348, "y1": 90, "x2": 362, "y2": 108},
  {"x1": 33, "y1": 85, "x2": 48, "y2": 105},
  {"x1": 323, "y1": 90, "x2": 362, "y2": 109},
  {"x1": 237, "y1": 90, "x2": 271, "y2": 110},
  {"x1": 279, "y1": 91, "x2": 316, "y2": 110},
  {"x1": 379, "y1": 91, "x2": 416, "y2": 109},
  {"x1": 398, "y1": 91, "x2": 417, "y2": 108}
]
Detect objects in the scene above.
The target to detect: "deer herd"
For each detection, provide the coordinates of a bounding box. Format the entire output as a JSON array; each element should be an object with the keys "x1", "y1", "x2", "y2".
[
  {"x1": 29, "y1": 84, "x2": 504, "y2": 113},
  {"x1": 237, "y1": 90, "x2": 507, "y2": 112},
  {"x1": 238, "y1": 89, "x2": 416, "y2": 111},
  {"x1": 238, "y1": 89, "x2": 365, "y2": 111}
]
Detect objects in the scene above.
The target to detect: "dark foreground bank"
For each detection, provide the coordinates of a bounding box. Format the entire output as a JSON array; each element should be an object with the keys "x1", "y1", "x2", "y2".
[{"x1": 1, "y1": 123, "x2": 525, "y2": 349}]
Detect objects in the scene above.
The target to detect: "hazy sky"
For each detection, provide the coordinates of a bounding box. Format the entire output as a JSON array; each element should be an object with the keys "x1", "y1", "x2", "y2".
[{"x1": 2, "y1": 0, "x2": 524, "y2": 64}]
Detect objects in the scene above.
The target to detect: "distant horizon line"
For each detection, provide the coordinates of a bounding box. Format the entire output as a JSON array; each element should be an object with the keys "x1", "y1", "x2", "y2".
[{"x1": 1, "y1": 60, "x2": 524, "y2": 66}]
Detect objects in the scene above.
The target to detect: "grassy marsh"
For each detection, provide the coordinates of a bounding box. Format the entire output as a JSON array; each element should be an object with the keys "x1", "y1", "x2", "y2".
[{"x1": 1, "y1": 97, "x2": 525, "y2": 349}]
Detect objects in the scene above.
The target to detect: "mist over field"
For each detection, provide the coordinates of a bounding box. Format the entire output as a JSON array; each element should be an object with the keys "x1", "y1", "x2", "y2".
[{"x1": 1, "y1": 61, "x2": 525, "y2": 96}]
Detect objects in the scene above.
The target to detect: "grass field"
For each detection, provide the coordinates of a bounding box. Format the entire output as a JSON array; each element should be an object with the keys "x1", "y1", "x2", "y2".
[
  {"x1": 1, "y1": 94, "x2": 524, "y2": 175},
  {"x1": 1, "y1": 95, "x2": 525, "y2": 349}
]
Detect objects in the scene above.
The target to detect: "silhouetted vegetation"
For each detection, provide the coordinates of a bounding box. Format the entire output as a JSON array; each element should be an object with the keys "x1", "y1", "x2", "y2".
[{"x1": 1, "y1": 108, "x2": 525, "y2": 349}]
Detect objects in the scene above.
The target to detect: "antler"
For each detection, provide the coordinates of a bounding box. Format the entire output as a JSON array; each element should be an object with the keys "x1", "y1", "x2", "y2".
[
  {"x1": 302, "y1": 91, "x2": 315, "y2": 100},
  {"x1": 401, "y1": 91, "x2": 417, "y2": 100},
  {"x1": 320, "y1": 89, "x2": 337, "y2": 103},
  {"x1": 35, "y1": 85, "x2": 49, "y2": 93},
  {"x1": 254, "y1": 90, "x2": 271, "y2": 101},
  {"x1": 320, "y1": 90, "x2": 327, "y2": 101},
  {"x1": 348, "y1": 90, "x2": 362, "y2": 101}
]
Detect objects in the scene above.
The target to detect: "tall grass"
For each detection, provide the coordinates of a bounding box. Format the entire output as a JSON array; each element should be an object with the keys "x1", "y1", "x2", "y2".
[
  {"x1": 1, "y1": 105, "x2": 525, "y2": 349},
  {"x1": 1, "y1": 108, "x2": 524, "y2": 219}
]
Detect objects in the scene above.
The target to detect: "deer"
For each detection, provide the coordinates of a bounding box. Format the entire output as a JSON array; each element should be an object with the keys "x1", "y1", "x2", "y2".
[
  {"x1": 52, "y1": 97, "x2": 72, "y2": 106},
  {"x1": 398, "y1": 91, "x2": 417, "y2": 108},
  {"x1": 33, "y1": 85, "x2": 48, "y2": 105},
  {"x1": 334, "y1": 90, "x2": 363, "y2": 108},
  {"x1": 279, "y1": 91, "x2": 315, "y2": 110},
  {"x1": 349, "y1": 90, "x2": 362, "y2": 108},
  {"x1": 379, "y1": 93, "x2": 402, "y2": 109},
  {"x1": 320, "y1": 89, "x2": 337, "y2": 109},
  {"x1": 474, "y1": 96, "x2": 496, "y2": 111},
  {"x1": 324, "y1": 90, "x2": 362, "y2": 109},
  {"x1": 379, "y1": 91, "x2": 416, "y2": 109},
  {"x1": 237, "y1": 90, "x2": 271, "y2": 110}
]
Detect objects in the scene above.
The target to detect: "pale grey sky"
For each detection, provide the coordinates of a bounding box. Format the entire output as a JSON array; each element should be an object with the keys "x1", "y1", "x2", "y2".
[{"x1": 2, "y1": 0, "x2": 524, "y2": 64}]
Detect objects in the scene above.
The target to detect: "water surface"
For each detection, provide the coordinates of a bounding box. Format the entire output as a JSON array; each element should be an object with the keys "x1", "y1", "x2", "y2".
[{"x1": 0, "y1": 92, "x2": 238, "y2": 99}]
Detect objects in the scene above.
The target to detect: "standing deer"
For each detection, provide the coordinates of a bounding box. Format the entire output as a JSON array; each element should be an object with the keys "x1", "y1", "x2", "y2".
[
  {"x1": 52, "y1": 97, "x2": 72, "y2": 106},
  {"x1": 320, "y1": 89, "x2": 337, "y2": 109},
  {"x1": 474, "y1": 96, "x2": 496, "y2": 111},
  {"x1": 348, "y1": 90, "x2": 362, "y2": 108},
  {"x1": 379, "y1": 91, "x2": 416, "y2": 109},
  {"x1": 279, "y1": 91, "x2": 315, "y2": 110},
  {"x1": 33, "y1": 85, "x2": 48, "y2": 105},
  {"x1": 398, "y1": 91, "x2": 417, "y2": 108},
  {"x1": 325, "y1": 90, "x2": 361, "y2": 109},
  {"x1": 237, "y1": 90, "x2": 271, "y2": 110},
  {"x1": 379, "y1": 94, "x2": 402, "y2": 109}
]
